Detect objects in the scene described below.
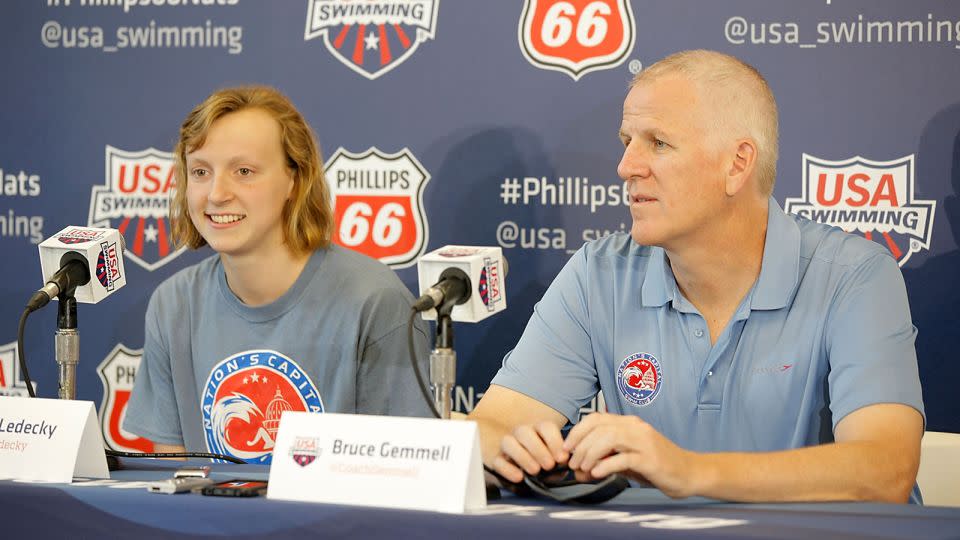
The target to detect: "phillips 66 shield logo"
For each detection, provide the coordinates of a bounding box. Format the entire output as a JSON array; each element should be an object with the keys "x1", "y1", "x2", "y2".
[
  {"x1": 519, "y1": 0, "x2": 635, "y2": 80},
  {"x1": 785, "y1": 154, "x2": 936, "y2": 266},
  {"x1": 326, "y1": 147, "x2": 430, "y2": 269},
  {"x1": 304, "y1": 0, "x2": 439, "y2": 80},
  {"x1": 97, "y1": 344, "x2": 156, "y2": 453},
  {"x1": 88, "y1": 145, "x2": 186, "y2": 271}
]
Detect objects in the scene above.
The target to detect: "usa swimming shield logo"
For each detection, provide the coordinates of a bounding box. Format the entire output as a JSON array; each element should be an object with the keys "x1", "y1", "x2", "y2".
[
  {"x1": 617, "y1": 352, "x2": 662, "y2": 407},
  {"x1": 479, "y1": 257, "x2": 503, "y2": 312},
  {"x1": 785, "y1": 154, "x2": 936, "y2": 266},
  {"x1": 326, "y1": 147, "x2": 430, "y2": 268},
  {"x1": 89, "y1": 145, "x2": 185, "y2": 271},
  {"x1": 96, "y1": 239, "x2": 122, "y2": 291},
  {"x1": 0, "y1": 341, "x2": 32, "y2": 397},
  {"x1": 97, "y1": 344, "x2": 156, "y2": 453},
  {"x1": 290, "y1": 436, "x2": 321, "y2": 467},
  {"x1": 304, "y1": 0, "x2": 439, "y2": 80},
  {"x1": 519, "y1": 0, "x2": 635, "y2": 80},
  {"x1": 202, "y1": 351, "x2": 324, "y2": 464}
]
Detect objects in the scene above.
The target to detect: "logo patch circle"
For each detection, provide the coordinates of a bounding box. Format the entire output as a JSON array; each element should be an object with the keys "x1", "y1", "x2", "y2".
[
  {"x1": 201, "y1": 350, "x2": 323, "y2": 464},
  {"x1": 617, "y1": 352, "x2": 662, "y2": 407}
]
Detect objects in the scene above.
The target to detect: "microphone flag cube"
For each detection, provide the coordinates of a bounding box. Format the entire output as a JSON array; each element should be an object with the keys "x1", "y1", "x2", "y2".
[
  {"x1": 38, "y1": 226, "x2": 127, "y2": 304},
  {"x1": 417, "y1": 246, "x2": 506, "y2": 323}
]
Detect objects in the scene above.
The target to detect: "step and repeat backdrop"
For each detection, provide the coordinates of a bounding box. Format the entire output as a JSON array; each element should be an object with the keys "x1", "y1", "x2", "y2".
[{"x1": 1, "y1": 1, "x2": 958, "y2": 455}]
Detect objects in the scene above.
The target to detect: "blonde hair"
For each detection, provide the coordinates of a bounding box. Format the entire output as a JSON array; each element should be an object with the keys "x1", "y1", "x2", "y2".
[
  {"x1": 170, "y1": 85, "x2": 332, "y2": 253},
  {"x1": 631, "y1": 50, "x2": 779, "y2": 195}
]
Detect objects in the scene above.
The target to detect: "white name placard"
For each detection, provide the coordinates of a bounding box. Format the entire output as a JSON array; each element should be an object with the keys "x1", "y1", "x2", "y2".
[
  {"x1": 268, "y1": 412, "x2": 486, "y2": 513},
  {"x1": 0, "y1": 397, "x2": 109, "y2": 482}
]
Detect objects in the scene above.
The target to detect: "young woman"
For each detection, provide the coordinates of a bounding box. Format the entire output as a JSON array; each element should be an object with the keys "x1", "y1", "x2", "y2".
[{"x1": 124, "y1": 86, "x2": 432, "y2": 464}]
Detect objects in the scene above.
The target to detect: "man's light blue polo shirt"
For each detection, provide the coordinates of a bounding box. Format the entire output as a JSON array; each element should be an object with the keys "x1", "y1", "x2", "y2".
[{"x1": 492, "y1": 198, "x2": 925, "y2": 455}]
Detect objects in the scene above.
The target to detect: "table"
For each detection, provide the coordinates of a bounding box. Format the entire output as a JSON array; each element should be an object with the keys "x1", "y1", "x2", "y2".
[{"x1": 1, "y1": 459, "x2": 958, "y2": 539}]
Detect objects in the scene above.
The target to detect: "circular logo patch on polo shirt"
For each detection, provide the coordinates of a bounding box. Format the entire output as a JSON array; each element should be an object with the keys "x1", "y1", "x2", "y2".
[{"x1": 617, "y1": 352, "x2": 662, "y2": 407}]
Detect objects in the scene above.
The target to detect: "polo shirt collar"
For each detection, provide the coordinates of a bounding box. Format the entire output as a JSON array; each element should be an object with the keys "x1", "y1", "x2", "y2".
[
  {"x1": 639, "y1": 197, "x2": 800, "y2": 311},
  {"x1": 641, "y1": 246, "x2": 675, "y2": 308},
  {"x1": 751, "y1": 197, "x2": 801, "y2": 310}
]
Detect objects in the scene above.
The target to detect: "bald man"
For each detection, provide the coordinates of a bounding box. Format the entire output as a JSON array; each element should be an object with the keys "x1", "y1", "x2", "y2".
[{"x1": 469, "y1": 50, "x2": 924, "y2": 503}]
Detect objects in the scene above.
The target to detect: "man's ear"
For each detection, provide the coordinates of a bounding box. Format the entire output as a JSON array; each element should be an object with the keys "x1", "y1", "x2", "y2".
[{"x1": 726, "y1": 140, "x2": 757, "y2": 196}]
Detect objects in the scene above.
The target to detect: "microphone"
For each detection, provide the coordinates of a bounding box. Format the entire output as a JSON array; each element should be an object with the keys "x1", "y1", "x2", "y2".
[
  {"x1": 415, "y1": 246, "x2": 507, "y2": 322},
  {"x1": 412, "y1": 267, "x2": 471, "y2": 312},
  {"x1": 27, "y1": 226, "x2": 127, "y2": 312}
]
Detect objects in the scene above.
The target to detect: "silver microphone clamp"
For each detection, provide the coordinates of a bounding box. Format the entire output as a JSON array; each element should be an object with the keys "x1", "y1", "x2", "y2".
[{"x1": 430, "y1": 347, "x2": 456, "y2": 419}]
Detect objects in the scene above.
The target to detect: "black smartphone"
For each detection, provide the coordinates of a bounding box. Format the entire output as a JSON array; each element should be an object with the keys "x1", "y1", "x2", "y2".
[{"x1": 199, "y1": 479, "x2": 268, "y2": 497}]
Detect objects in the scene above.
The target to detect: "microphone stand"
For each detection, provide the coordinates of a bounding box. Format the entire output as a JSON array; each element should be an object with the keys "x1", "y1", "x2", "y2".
[
  {"x1": 50, "y1": 281, "x2": 123, "y2": 471},
  {"x1": 55, "y1": 292, "x2": 79, "y2": 400},
  {"x1": 430, "y1": 305, "x2": 456, "y2": 420}
]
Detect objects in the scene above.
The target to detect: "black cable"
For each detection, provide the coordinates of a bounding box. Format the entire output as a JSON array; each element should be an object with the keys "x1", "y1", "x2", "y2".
[
  {"x1": 408, "y1": 308, "x2": 441, "y2": 419},
  {"x1": 407, "y1": 310, "x2": 504, "y2": 482},
  {"x1": 405, "y1": 309, "x2": 518, "y2": 497},
  {"x1": 17, "y1": 308, "x2": 36, "y2": 398},
  {"x1": 105, "y1": 449, "x2": 246, "y2": 464},
  {"x1": 17, "y1": 293, "x2": 254, "y2": 466}
]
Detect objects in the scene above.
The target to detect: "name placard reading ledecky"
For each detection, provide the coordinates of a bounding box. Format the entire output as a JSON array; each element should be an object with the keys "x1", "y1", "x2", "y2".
[
  {"x1": 268, "y1": 412, "x2": 486, "y2": 513},
  {"x1": 0, "y1": 397, "x2": 108, "y2": 482}
]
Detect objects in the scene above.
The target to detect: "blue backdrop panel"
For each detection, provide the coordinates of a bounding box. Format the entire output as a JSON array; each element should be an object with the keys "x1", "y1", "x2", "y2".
[{"x1": 0, "y1": 1, "x2": 957, "y2": 454}]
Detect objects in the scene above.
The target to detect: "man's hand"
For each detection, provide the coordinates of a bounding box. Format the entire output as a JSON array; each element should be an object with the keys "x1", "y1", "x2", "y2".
[
  {"x1": 494, "y1": 421, "x2": 570, "y2": 483},
  {"x1": 472, "y1": 385, "x2": 922, "y2": 502},
  {"x1": 468, "y1": 385, "x2": 570, "y2": 484},
  {"x1": 564, "y1": 412, "x2": 700, "y2": 498}
]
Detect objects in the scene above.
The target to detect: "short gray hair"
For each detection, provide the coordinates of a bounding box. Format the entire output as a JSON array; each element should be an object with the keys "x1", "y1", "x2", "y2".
[{"x1": 631, "y1": 50, "x2": 779, "y2": 195}]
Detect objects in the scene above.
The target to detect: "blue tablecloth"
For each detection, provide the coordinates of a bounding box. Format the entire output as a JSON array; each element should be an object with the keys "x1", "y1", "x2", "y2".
[{"x1": 1, "y1": 459, "x2": 958, "y2": 539}]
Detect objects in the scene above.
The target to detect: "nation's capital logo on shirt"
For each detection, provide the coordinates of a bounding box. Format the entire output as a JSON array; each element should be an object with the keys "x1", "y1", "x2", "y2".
[
  {"x1": 617, "y1": 352, "x2": 662, "y2": 407},
  {"x1": 325, "y1": 147, "x2": 431, "y2": 269},
  {"x1": 785, "y1": 154, "x2": 936, "y2": 267},
  {"x1": 88, "y1": 145, "x2": 187, "y2": 272},
  {"x1": 96, "y1": 344, "x2": 156, "y2": 453},
  {"x1": 304, "y1": 0, "x2": 439, "y2": 80},
  {"x1": 519, "y1": 0, "x2": 636, "y2": 80},
  {"x1": 202, "y1": 350, "x2": 324, "y2": 464}
]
